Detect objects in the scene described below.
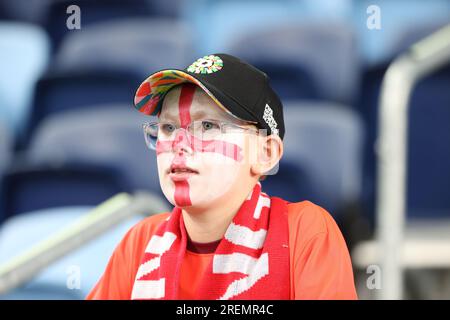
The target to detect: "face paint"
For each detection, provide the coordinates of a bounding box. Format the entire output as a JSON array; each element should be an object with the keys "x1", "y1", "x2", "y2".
[
  {"x1": 156, "y1": 84, "x2": 251, "y2": 209},
  {"x1": 171, "y1": 84, "x2": 195, "y2": 207},
  {"x1": 156, "y1": 136, "x2": 243, "y2": 162},
  {"x1": 172, "y1": 153, "x2": 192, "y2": 207},
  {"x1": 178, "y1": 84, "x2": 194, "y2": 128}
]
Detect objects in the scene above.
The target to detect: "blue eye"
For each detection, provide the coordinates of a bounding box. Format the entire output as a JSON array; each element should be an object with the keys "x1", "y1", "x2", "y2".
[
  {"x1": 202, "y1": 121, "x2": 220, "y2": 131},
  {"x1": 160, "y1": 123, "x2": 176, "y2": 134}
]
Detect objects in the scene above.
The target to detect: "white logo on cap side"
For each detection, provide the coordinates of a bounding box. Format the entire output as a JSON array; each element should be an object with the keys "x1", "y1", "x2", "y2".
[{"x1": 263, "y1": 104, "x2": 279, "y2": 136}]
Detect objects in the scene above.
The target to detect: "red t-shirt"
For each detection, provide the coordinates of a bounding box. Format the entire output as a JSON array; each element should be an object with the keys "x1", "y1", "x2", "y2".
[{"x1": 86, "y1": 201, "x2": 357, "y2": 300}]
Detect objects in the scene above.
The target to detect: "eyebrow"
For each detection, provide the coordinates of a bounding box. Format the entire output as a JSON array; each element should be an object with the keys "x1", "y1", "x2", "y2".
[
  {"x1": 159, "y1": 112, "x2": 178, "y2": 122},
  {"x1": 190, "y1": 110, "x2": 214, "y2": 121}
]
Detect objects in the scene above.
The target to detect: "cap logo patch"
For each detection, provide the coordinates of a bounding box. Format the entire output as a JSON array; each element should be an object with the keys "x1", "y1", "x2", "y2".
[
  {"x1": 263, "y1": 104, "x2": 279, "y2": 136},
  {"x1": 187, "y1": 55, "x2": 223, "y2": 74}
]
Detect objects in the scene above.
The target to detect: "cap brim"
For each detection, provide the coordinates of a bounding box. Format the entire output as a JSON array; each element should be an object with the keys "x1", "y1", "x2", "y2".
[{"x1": 133, "y1": 69, "x2": 257, "y2": 123}]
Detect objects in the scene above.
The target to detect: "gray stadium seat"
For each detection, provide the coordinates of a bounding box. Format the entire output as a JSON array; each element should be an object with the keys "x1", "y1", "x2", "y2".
[
  {"x1": 0, "y1": 122, "x2": 14, "y2": 223},
  {"x1": 282, "y1": 102, "x2": 365, "y2": 213},
  {"x1": 55, "y1": 18, "x2": 194, "y2": 77},
  {"x1": 0, "y1": 22, "x2": 50, "y2": 139},
  {"x1": 226, "y1": 22, "x2": 359, "y2": 104},
  {"x1": 27, "y1": 105, "x2": 164, "y2": 197}
]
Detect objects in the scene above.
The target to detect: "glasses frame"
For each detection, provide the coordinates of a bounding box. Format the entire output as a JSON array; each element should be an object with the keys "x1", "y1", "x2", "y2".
[{"x1": 142, "y1": 119, "x2": 261, "y2": 150}]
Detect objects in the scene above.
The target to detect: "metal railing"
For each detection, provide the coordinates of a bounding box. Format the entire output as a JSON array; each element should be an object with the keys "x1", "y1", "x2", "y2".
[
  {"x1": 0, "y1": 191, "x2": 170, "y2": 295},
  {"x1": 376, "y1": 24, "x2": 450, "y2": 299}
]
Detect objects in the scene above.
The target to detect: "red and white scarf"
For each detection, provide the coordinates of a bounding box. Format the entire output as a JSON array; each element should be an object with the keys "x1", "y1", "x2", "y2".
[{"x1": 131, "y1": 183, "x2": 290, "y2": 300}]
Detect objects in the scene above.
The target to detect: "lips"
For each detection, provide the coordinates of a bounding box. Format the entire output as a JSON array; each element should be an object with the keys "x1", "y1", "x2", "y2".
[
  {"x1": 168, "y1": 163, "x2": 198, "y2": 174},
  {"x1": 168, "y1": 163, "x2": 199, "y2": 181}
]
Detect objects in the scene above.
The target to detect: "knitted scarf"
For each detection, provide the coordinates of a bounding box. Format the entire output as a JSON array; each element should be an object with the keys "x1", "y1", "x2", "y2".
[{"x1": 131, "y1": 183, "x2": 290, "y2": 300}]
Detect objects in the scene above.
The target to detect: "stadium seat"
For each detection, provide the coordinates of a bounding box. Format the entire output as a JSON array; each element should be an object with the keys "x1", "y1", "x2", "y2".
[
  {"x1": 0, "y1": 22, "x2": 50, "y2": 140},
  {"x1": 181, "y1": 0, "x2": 350, "y2": 53},
  {"x1": 0, "y1": 122, "x2": 13, "y2": 176},
  {"x1": 350, "y1": 0, "x2": 450, "y2": 65},
  {"x1": 150, "y1": 0, "x2": 185, "y2": 18},
  {"x1": 352, "y1": 55, "x2": 450, "y2": 298},
  {"x1": 22, "y1": 69, "x2": 142, "y2": 147},
  {"x1": 42, "y1": 0, "x2": 155, "y2": 51},
  {"x1": 0, "y1": 0, "x2": 50, "y2": 24},
  {"x1": 356, "y1": 62, "x2": 388, "y2": 224},
  {"x1": 407, "y1": 64, "x2": 450, "y2": 218},
  {"x1": 0, "y1": 206, "x2": 146, "y2": 299},
  {"x1": 357, "y1": 23, "x2": 450, "y2": 224},
  {"x1": 282, "y1": 102, "x2": 365, "y2": 214},
  {"x1": 22, "y1": 18, "x2": 193, "y2": 148},
  {"x1": 262, "y1": 160, "x2": 321, "y2": 205},
  {"x1": 54, "y1": 18, "x2": 193, "y2": 77},
  {"x1": 0, "y1": 122, "x2": 14, "y2": 223},
  {"x1": 26, "y1": 106, "x2": 163, "y2": 198},
  {"x1": 226, "y1": 22, "x2": 359, "y2": 104},
  {"x1": 0, "y1": 163, "x2": 125, "y2": 221}
]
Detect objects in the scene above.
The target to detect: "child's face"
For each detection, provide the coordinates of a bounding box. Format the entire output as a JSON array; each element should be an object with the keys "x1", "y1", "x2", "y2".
[{"x1": 156, "y1": 83, "x2": 258, "y2": 209}]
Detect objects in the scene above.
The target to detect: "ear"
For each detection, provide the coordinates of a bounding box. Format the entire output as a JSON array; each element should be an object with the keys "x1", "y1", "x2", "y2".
[{"x1": 250, "y1": 134, "x2": 283, "y2": 176}]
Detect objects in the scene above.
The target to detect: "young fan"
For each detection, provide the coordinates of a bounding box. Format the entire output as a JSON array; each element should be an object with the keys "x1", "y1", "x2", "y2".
[{"x1": 87, "y1": 54, "x2": 357, "y2": 300}]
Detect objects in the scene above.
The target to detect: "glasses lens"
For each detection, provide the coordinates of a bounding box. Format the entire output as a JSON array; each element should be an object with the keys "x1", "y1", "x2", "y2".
[
  {"x1": 190, "y1": 120, "x2": 221, "y2": 140},
  {"x1": 159, "y1": 122, "x2": 177, "y2": 139},
  {"x1": 143, "y1": 123, "x2": 158, "y2": 150}
]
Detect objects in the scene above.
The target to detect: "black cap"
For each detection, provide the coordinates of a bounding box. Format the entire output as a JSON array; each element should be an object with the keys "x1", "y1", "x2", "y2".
[{"x1": 133, "y1": 53, "x2": 285, "y2": 138}]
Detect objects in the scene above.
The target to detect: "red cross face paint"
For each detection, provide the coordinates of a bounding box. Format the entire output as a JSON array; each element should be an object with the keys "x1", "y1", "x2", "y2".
[{"x1": 156, "y1": 84, "x2": 254, "y2": 209}]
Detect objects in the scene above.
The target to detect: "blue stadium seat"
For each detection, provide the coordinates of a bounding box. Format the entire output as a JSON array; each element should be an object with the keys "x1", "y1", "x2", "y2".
[
  {"x1": 0, "y1": 0, "x2": 183, "y2": 23},
  {"x1": 54, "y1": 18, "x2": 194, "y2": 77},
  {"x1": 181, "y1": 0, "x2": 350, "y2": 54},
  {"x1": 42, "y1": 0, "x2": 155, "y2": 51},
  {"x1": 22, "y1": 69, "x2": 142, "y2": 147},
  {"x1": 22, "y1": 18, "x2": 193, "y2": 148},
  {"x1": 26, "y1": 106, "x2": 163, "y2": 198},
  {"x1": 356, "y1": 62, "x2": 388, "y2": 222},
  {"x1": 150, "y1": 0, "x2": 185, "y2": 18},
  {"x1": 0, "y1": 121, "x2": 13, "y2": 176},
  {"x1": 0, "y1": 22, "x2": 50, "y2": 140},
  {"x1": 350, "y1": 0, "x2": 450, "y2": 65},
  {"x1": 226, "y1": 22, "x2": 359, "y2": 104},
  {"x1": 356, "y1": 24, "x2": 450, "y2": 224},
  {"x1": 0, "y1": 163, "x2": 125, "y2": 221},
  {"x1": 407, "y1": 64, "x2": 450, "y2": 219},
  {"x1": 282, "y1": 102, "x2": 364, "y2": 214},
  {"x1": 0, "y1": 122, "x2": 14, "y2": 223},
  {"x1": 0, "y1": 206, "x2": 146, "y2": 299},
  {"x1": 0, "y1": 0, "x2": 50, "y2": 23},
  {"x1": 262, "y1": 160, "x2": 321, "y2": 205}
]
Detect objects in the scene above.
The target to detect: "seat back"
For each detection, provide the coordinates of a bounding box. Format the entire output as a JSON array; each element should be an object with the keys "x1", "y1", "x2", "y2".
[
  {"x1": 0, "y1": 163, "x2": 124, "y2": 220},
  {"x1": 27, "y1": 106, "x2": 163, "y2": 197},
  {"x1": 226, "y1": 22, "x2": 359, "y2": 104},
  {"x1": 55, "y1": 18, "x2": 193, "y2": 77},
  {"x1": 282, "y1": 102, "x2": 364, "y2": 212},
  {"x1": 0, "y1": 22, "x2": 50, "y2": 138}
]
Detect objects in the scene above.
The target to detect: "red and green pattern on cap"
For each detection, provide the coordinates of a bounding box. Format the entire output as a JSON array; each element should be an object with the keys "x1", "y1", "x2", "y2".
[
  {"x1": 134, "y1": 70, "x2": 187, "y2": 116},
  {"x1": 133, "y1": 68, "x2": 228, "y2": 117}
]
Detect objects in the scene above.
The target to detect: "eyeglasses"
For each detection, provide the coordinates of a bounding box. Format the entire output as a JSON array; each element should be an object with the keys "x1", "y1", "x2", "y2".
[{"x1": 142, "y1": 119, "x2": 259, "y2": 150}]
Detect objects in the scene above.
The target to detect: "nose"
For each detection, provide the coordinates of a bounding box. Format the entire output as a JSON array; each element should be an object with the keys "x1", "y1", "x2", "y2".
[{"x1": 172, "y1": 128, "x2": 192, "y2": 154}]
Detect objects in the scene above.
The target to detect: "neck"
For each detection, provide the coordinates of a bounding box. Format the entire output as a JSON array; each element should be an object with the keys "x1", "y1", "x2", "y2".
[{"x1": 181, "y1": 184, "x2": 255, "y2": 243}]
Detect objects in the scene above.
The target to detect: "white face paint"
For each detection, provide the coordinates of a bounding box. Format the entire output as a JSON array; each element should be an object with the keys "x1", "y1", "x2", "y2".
[{"x1": 156, "y1": 83, "x2": 256, "y2": 209}]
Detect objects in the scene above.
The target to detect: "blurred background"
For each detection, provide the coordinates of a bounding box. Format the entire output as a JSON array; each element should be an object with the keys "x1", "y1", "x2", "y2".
[{"x1": 0, "y1": 0, "x2": 449, "y2": 300}]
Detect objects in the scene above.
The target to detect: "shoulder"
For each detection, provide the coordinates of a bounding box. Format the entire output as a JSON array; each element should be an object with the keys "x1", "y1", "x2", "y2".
[
  {"x1": 286, "y1": 200, "x2": 341, "y2": 244},
  {"x1": 127, "y1": 212, "x2": 171, "y2": 239},
  {"x1": 131, "y1": 212, "x2": 171, "y2": 231},
  {"x1": 286, "y1": 201, "x2": 357, "y2": 299},
  {"x1": 117, "y1": 212, "x2": 171, "y2": 252}
]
